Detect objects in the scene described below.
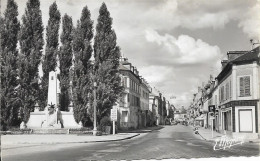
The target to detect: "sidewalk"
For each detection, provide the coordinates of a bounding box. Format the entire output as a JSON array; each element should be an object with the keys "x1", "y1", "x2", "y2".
[
  {"x1": 195, "y1": 126, "x2": 224, "y2": 141},
  {"x1": 191, "y1": 126, "x2": 260, "y2": 143},
  {"x1": 1, "y1": 126, "x2": 163, "y2": 148}
]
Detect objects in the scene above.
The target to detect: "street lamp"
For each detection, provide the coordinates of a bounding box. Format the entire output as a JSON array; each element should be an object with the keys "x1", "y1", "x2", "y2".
[
  {"x1": 93, "y1": 81, "x2": 97, "y2": 136},
  {"x1": 90, "y1": 60, "x2": 98, "y2": 136},
  {"x1": 91, "y1": 58, "x2": 112, "y2": 135}
]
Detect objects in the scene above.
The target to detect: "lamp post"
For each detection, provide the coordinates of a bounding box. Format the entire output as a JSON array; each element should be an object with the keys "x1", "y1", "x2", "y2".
[
  {"x1": 91, "y1": 59, "x2": 112, "y2": 135},
  {"x1": 93, "y1": 81, "x2": 97, "y2": 136},
  {"x1": 91, "y1": 60, "x2": 98, "y2": 136}
]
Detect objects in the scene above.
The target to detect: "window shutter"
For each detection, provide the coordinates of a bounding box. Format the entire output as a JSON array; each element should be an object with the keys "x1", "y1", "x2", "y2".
[
  {"x1": 230, "y1": 80, "x2": 232, "y2": 99},
  {"x1": 240, "y1": 77, "x2": 244, "y2": 96},
  {"x1": 124, "y1": 77, "x2": 127, "y2": 87},
  {"x1": 219, "y1": 87, "x2": 221, "y2": 102},
  {"x1": 221, "y1": 86, "x2": 224, "y2": 101},
  {"x1": 226, "y1": 83, "x2": 229, "y2": 100},
  {"x1": 244, "y1": 76, "x2": 250, "y2": 96}
]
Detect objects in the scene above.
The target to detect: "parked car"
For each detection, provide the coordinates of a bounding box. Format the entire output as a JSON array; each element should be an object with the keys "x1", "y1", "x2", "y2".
[
  {"x1": 171, "y1": 120, "x2": 179, "y2": 125},
  {"x1": 182, "y1": 121, "x2": 188, "y2": 126},
  {"x1": 165, "y1": 119, "x2": 171, "y2": 125}
]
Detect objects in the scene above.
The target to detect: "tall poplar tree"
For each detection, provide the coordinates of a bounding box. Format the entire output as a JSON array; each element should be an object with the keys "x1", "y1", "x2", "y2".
[
  {"x1": 0, "y1": 0, "x2": 20, "y2": 130},
  {"x1": 93, "y1": 3, "x2": 123, "y2": 123},
  {"x1": 72, "y1": 6, "x2": 93, "y2": 124},
  {"x1": 18, "y1": 0, "x2": 44, "y2": 123},
  {"x1": 59, "y1": 14, "x2": 73, "y2": 111},
  {"x1": 40, "y1": 2, "x2": 61, "y2": 110}
]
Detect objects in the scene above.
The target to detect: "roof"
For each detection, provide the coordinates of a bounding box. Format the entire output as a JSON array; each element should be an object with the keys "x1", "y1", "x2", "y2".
[
  {"x1": 119, "y1": 64, "x2": 129, "y2": 71},
  {"x1": 232, "y1": 47, "x2": 259, "y2": 64},
  {"x1": 216, "y1": 46, "x2": 259, "y2": 81}
]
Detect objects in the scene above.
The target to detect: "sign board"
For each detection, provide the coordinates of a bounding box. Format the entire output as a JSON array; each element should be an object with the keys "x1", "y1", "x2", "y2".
[
  {"x1": 110, "y1": 109, "x2": 117, "y2": 121},
  {"x1": 208, "y1": 105, "x2": 215, "y2": 113}
]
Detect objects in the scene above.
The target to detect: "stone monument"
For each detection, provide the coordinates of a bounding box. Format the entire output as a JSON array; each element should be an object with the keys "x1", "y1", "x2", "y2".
[{"x1": 23, "y1": 71, "x2": 82, "y2": 129}]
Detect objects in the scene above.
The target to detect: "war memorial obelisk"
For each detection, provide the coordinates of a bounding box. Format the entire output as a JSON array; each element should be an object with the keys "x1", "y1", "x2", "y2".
[{"x1": 23, "y1": 71, "x2": 82, "y2": 129}]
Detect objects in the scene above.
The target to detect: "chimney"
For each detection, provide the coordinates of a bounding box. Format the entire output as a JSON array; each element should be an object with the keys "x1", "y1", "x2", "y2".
[{"x1": 221, "y1": 60, "x2": 228, "y2": 69}]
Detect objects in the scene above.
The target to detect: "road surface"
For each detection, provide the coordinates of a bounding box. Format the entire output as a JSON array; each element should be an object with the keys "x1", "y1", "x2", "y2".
[{"x1": 2, "y1": 125, "x2": 259, "y2": 160}]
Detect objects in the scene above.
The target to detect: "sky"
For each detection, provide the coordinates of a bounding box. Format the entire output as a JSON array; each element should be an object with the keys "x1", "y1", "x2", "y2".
[{"x1": 1, "y1": 0, "x2": 260, "y2": 108}]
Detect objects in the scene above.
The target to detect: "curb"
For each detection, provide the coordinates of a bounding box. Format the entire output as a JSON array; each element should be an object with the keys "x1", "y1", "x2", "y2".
[
  {"x1": 2, "y1": 133, "x2": 141, "y2": 146},
  {"x1": 84, "y1": 133, "x2": 141, "y2": 143}
]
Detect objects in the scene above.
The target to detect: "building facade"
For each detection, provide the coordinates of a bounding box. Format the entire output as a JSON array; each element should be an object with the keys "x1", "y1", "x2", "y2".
[
  {"x1": 149, "y1": 87, "x2": 163, "y2": 125},
  {"x1": 139, "y1": 78, "x2": 150, "y2": 127},
  {"x1": 190, "y1": 47, "x2": 259, "y2": 140},
  {"x1": 216, "y1": 47, "x2": 259, "y2": 139},
  {"x1": 118, "y1": 58, "x2": 141, "y2": 129}
]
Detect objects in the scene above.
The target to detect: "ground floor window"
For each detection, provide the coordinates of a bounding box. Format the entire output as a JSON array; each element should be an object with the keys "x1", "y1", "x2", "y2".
[
  {"x1": 122, "y1": 111, "x2": 128, "y2": 122},
  {"x1": 238, "y1": 109, "x2": 253, "y2": 132}
]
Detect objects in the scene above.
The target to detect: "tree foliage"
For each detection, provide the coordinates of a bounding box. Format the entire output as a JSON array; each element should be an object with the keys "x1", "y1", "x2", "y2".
[
  {"x1": 59, "y1": 14, "x2": 73, "y2": 111},
  {"x1": 40, "y1": 2, "x2": 61, "y2": 110},
  {"x1": 93, "y1": 3, "x2": 123, "y2": 123},
  {"x1": 18, "y1": 0, "x2": 44, "y2": 123},
  {"x1": 0, "y1": 0, "x2": 20, "y2": 130},
  {"x1": 72, "y1": 6, "x2": 93, "y2": 124}
]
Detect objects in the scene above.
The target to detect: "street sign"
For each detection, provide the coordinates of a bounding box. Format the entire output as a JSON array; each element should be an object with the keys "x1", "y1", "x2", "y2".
[
  {"x1": 110, "y1": 108, "x2": 117, "y2": 135},
  {"x1": 110, "y1": 108, "x2": 117, "y2": 121}
]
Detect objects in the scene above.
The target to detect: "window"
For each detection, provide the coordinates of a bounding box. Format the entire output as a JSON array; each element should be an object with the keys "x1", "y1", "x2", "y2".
[
  {"x1": 239, "y1": 76, "x2": 250, "y2": 97},
  {"x1": 123, "y1": 77, "x2": 127, "y2": 87},
  {"x1": 230, "y1": 80, "x2": 232, "y2": 99},
  {"x1": 220, "y1": 86, "x2": 225, "y2": 102},
  {"x1": 122, "y1": 111, "x2": 128, "y2": 122},
  {"x1": 215, "y1": 95, "x2": 217, "y2": 106},
  {"x1": 225, "y1": 82, "x2": 229, "y2": 100}
]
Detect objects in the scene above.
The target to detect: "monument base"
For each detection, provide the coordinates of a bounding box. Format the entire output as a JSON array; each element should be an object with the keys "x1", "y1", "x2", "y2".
[{"x1": 24, "y1": 111, "x2": 82, "y2": 129}]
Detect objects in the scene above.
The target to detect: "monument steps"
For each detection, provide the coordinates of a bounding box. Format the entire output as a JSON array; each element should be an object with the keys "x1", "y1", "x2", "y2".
[{"x1": 32, "y1": 128, "x2": 69, "y2": 134}]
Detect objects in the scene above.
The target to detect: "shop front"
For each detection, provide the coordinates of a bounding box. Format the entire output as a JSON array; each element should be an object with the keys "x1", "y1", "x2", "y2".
[{"x1": 220, "y1": 100, "x2": 258, "y2": 139}]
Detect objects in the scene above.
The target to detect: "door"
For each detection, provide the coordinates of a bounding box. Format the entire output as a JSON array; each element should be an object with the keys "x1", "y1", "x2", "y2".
[{"x1": 239, "y1": 109, "x2": 253, "y2": 132}]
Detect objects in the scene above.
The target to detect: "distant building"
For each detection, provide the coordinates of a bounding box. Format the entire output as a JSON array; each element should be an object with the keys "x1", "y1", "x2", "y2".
[
  {"x1": 149, "y1": 87, "x2": 162, "y2": 125},
  {"x1": 139, "y1": 78, "x2": 150, "y2": 127},
  {"x1": 118, "y1": 58, "x2": 141, "y2": 129}
]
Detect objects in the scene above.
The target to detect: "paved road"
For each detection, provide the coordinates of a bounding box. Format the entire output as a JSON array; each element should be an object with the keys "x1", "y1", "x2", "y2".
[{"x1": 2, "y1": 125, "x2": 259, "y2": 160}]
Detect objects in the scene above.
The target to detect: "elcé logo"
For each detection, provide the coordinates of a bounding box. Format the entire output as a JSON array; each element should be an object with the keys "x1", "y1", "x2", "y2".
[{"x1": 213, "y1": 135, "x2": 244, "y2": 150}]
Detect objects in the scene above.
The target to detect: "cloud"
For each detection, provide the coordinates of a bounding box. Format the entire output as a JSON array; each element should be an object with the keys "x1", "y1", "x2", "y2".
[
  {"x1": 139, "y1": 29, "x2": 222, "y2": 107},
  {"x1": 238, "y1": 3, "x2": 260, "y2": 38},
  {"x1": 3, "y1": 0, "x2": 258, "y2": 108},
  {"x1": 145, "y1": 29, "x2": 221, "y2": 65}
]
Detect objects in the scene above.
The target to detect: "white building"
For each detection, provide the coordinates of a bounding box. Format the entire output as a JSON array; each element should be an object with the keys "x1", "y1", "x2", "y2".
[
  {"x1": 216, "y1": 47, "x2": 260, "y2": 139},
  {"x1": 118, "y1": 58, "x2": 142, "y2": 129},
  {"x1": 139, "y1": 78, "x2": 150, "y2": 127}
]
